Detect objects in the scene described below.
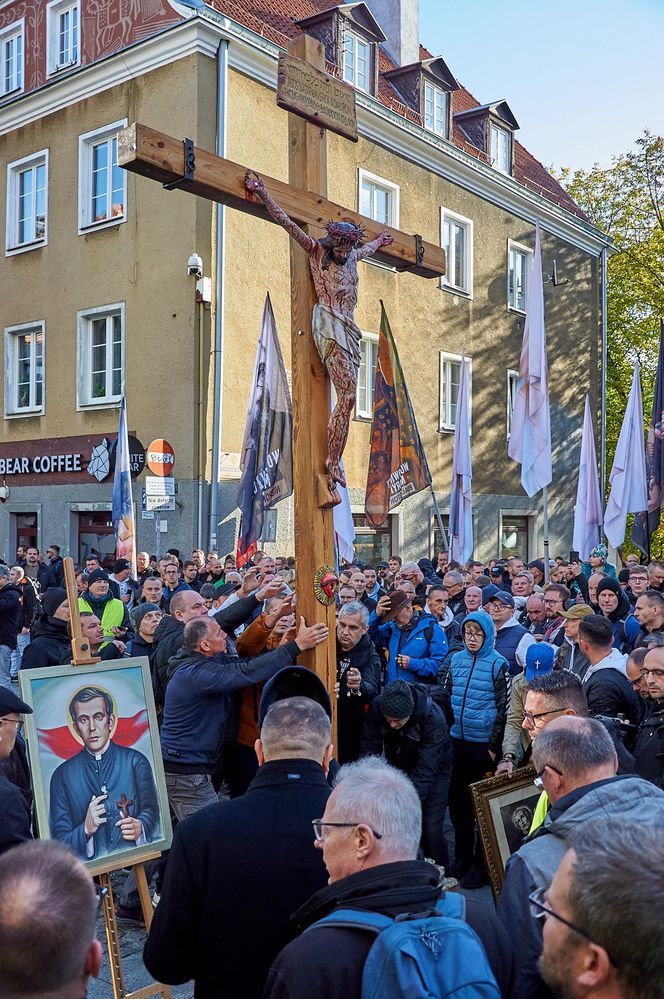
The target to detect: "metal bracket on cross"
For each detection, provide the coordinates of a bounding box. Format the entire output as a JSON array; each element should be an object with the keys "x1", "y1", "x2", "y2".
[{"x1": 163, "y1": 138, "x2": 196, "y2": 190}]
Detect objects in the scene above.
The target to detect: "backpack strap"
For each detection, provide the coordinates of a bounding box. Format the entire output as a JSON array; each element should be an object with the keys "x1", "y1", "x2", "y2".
[
  {"x1": 307, "y1": 908, "x2": 393, "y2": 936},
  {"x1": 307, "y1": 893, "x2": 466, "y2": 937}
]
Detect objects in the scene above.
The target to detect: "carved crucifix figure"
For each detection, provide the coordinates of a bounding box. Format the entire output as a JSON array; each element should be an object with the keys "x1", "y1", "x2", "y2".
[
  {"x1": 245, "y1": 171, "x2": 393, "y2": 490},
  {"x1": 117, "y1": 793, "x2": 133, "y2": 819}
]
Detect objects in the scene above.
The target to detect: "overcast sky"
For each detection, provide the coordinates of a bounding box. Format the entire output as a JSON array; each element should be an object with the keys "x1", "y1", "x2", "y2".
[{"x1": 420, "y1": 0, "x2": 663, "y2": 172}]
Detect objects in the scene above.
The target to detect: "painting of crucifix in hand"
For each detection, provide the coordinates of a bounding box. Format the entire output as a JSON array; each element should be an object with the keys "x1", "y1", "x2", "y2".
[{"x1": 245, "y1": 171, "x2": 394, "y2": 492}]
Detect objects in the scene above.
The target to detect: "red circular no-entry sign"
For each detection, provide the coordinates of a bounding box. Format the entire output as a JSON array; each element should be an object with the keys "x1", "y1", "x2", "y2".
[{"x1": 146, "y1": 439, "x2": 175, "y2": 477}]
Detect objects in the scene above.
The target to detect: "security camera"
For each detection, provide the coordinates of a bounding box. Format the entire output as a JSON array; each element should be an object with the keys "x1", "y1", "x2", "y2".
[{"x1": 187, "y1": 253, "x2": 203, "y2": 278}]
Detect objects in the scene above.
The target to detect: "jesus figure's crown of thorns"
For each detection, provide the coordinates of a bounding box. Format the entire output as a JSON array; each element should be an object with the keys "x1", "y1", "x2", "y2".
[{"x1": 325, "y1": 219, "x2": 365, "y2": 244}]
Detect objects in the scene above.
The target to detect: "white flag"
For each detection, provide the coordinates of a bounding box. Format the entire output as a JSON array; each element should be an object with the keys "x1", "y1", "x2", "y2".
[
  {"x1": 572, "y1": 396, "x2": 603, "y2": 560},
  {"x1": 507, "y1": 222, "x2": 552, "y2": 497},
  {"x1": 604, "y1": 362, "x2": 648, "y2": 549},
  {"x1": 449, "y1": 353, "x2": 473, "y2": 563},
  {"x1": 334, "y1": 459, "x2": 355, "y2": 564}
]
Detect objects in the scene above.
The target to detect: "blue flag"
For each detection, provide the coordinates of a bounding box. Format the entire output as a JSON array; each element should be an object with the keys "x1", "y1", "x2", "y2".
[
  {"x1": 112, "y1": 397, "x2": 137, "y2": 573},
  {"x1": 236, "y1": 294, "x2": 293, "y2": 563}
]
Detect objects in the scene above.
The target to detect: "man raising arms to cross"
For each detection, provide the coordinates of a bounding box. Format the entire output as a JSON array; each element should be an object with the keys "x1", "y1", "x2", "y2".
[{"x1": 245, "y1": 171, "x2": 393, "y2": 491}]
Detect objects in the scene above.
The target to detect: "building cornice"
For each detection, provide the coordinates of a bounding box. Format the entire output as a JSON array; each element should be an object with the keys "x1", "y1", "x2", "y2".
[{"x1": 0, "y1": 7, "x2": 611, "y2": 256}]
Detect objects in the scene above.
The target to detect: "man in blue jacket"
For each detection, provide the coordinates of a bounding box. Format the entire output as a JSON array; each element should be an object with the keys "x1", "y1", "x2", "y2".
[
  {"x1": 368, "y1": 591, "x2": 447, "y2": 685},
  {"x1": 160, "y1": 613, "x2": 329, "y2": 819},
  {"x1": 445, "y1": 609, "x2": 509, "y2": 888}
]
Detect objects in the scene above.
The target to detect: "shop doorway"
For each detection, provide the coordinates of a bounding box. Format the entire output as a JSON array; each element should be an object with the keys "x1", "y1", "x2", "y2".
[
  {"x1": 15, "y1": 512, "x2": 38, "y2": 556},
  {"x1": 78, "y1": 511, "x2": 115, "y2": 565}
]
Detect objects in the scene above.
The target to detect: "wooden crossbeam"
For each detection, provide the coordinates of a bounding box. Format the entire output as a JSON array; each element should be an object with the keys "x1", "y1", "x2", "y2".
[{"x1": 117, "y1": 123, "x2": 445, "y2": 279}]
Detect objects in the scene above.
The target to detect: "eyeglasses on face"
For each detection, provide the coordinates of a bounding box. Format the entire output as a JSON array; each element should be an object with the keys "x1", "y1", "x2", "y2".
[
  {"x1": 312, "y1": 819, "x2": 382, "y2": 841},
  {"x1": 529, "y1": 886, "x2": 617, "y2": 965},
  {"x1": 533, "y1": 763, "x2": 563, "y2": 789},
  {"x1": 643, "y1": 668, "x2": 664, "y2": 679},
  {"x1": 0, "y1": 716, "x2": 23, "y2": 731},
  {"x1": 522, "y1": 707, "x2": 571, "y2": 725}
]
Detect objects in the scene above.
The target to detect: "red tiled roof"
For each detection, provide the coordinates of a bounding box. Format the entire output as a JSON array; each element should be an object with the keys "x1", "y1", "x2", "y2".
[{"x1": 208, "y1": 0, "x2": 585, "y2": 220}]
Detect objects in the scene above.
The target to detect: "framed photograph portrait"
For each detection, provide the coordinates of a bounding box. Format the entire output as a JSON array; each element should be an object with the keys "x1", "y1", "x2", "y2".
[
  {"x1": 20, "y1": 656, "x2": 172, "y2": 875},
  {"x1": 470, "y1": 766, "x2": 539, "y2": 900}
]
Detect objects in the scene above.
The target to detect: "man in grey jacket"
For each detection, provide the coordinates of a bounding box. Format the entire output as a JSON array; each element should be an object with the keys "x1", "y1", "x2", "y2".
[{"x1": 497, "y1": 716, "x2": 664, "y2": 998}]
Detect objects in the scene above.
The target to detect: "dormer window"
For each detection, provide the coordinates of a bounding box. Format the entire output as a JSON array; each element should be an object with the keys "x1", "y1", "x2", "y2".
[
  {"x1": 491, "y1": 123, "x2": 511, "y2": 173},
  {"x1": 423, "y1": 81, "x2": 447, "y2": 137},
  {"x1": 343, "y1": 30, "x2": 371, "y2": 92}
]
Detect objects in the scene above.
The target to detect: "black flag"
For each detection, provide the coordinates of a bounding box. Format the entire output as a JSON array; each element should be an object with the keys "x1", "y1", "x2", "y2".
[{"x1": 236, "y1": 294, "x2": 293, "y2": 564}]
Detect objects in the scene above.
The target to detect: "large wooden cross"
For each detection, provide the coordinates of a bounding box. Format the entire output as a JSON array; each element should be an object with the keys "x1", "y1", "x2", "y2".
[{"x1": 118, "y1": 35, "x2": 445, "y2": 731}]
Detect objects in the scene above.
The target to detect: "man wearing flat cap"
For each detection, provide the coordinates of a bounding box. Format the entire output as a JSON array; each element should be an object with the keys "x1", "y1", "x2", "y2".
[{"x1": 0, "y1": 687, "x2": 33, "y2": 854}]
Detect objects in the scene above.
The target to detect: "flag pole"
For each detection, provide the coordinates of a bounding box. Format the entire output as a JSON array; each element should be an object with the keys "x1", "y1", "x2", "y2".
[
  {"x1": 543, "y1": 485, "x2": 550, "y2": 583},
  {"x1": 430, "y1": 486, "x2": 449, "y2": 553}
]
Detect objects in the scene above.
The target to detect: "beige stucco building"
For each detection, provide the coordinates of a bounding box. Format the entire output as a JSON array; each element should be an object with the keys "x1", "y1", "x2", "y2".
[{"x1": 0, "y1": 0, "x2": 610, "y2": 566}]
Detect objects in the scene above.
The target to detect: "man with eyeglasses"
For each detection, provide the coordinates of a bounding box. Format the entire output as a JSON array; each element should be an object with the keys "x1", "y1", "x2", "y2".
[
  {"x1": 541, "y1": 584, "x2": 570, "y2": 647},
  {"x1": 0, "y1": 687, "x2": 32, "y2": 854},
  {"x1": 498, "y1": 715, "x2": 664, "y2": 998},
  {"x1": 536, "y1": 821, "x2": 664, "y2": 999},
  {"x1": 263, "y1": 756, "x2": 519, "y2": 999},
  {"x1": 633, "y1": 645, "x2": 664, "y2": 788}
]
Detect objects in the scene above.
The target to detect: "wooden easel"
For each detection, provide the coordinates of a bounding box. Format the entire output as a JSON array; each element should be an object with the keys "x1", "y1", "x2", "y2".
[{"x1": 63, "y1": 557, "x2": 171, "y2": 999}]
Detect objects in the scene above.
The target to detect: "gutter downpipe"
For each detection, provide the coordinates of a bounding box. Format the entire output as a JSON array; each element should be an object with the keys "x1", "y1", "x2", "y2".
[
  {"x1": 208, "y1": 37, "x2": 229, "y2": 553},
  {"x1": 600, "y1": 246, "x2": 608, "y2": 509}
]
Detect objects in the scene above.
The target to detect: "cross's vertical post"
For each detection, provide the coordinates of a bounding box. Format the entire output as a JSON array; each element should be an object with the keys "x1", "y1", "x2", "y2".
[{"x1": 288, "y1": 35, "x2": 338, "y2": 739}]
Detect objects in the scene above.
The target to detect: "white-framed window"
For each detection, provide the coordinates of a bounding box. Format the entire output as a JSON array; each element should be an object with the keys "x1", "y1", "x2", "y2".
[
  {"x1": 4, "y1": 321, "x2": 45, "y2": 417},
  {"x1": 508, "y1": 240, "x2": 532, "y2": 313},
  {"x1": 439, "y1": 352, "x2": 472, "y2": 432},
  {"x1": 423, "y1": 80, "x2": 447, "y2": 137},
  {"x1": 441, "y1": 208, "x2": 473, "y2": 297},
  {"x1": 359, "y1": 169, "x2": 399, "y2": 227},
  {"x1": 507, "y1": 368, "x2": 518, "y2": 439},
  {"x1": 6, "y1": 150, "x2": 48, "y2": 255},
  {"x1": 342, "y1": 29, "x2": 371, "y2": 92},
  {"x1": 356, "y1": 332, "x2": 378, "y2": 419},
  {"x1": 76, "y1": 303, "x2": 125, "y2": 409},
  {"x1": 491, "y1": 122, "x2": 511, "y2": 173},
  {"x1": 47, "y1": 0, "x2": 79, "y2": 75},
  {"x1": 0, "y1": 20, "x2": 24, "y2": 97},
  {"x1": 78, "y1": 119, "x2": 128, "y2": 232}
]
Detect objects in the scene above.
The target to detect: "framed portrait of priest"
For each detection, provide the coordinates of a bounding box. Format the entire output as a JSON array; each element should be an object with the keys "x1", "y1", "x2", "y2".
[
  {"x1": 19, "y1": 656, "x2": 172, "y2": 875},
  {"x1": 470, "y1": 765, "x2": 539, "y2": 901}
]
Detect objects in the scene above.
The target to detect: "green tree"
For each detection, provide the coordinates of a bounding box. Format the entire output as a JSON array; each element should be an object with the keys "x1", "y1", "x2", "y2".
[{"x1": 555, "y1": 132, "x2": 664, "y2": 555}]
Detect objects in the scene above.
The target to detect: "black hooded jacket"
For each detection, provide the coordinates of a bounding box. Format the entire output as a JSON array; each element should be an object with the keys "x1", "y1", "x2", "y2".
[
  {"x1": 0, "y1": 584, "x2": 21, "y2": 649},
  {"x1": 263, "y1": 861, "x2": 520, "y2": 999},
  {"x1": 361, "y1": 685, "x2": 452, "y2": 801},
  {"x1": 22, "y1": 615, "x2": 71, "y2": 669},
  {"x1": 336, "y1": 632, "x2": 381, "y2": 764}
]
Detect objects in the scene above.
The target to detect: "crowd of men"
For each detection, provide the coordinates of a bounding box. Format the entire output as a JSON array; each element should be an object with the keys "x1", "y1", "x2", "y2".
[{"x1": 1, "y1": 540, "x2": 664, "y2": 998}]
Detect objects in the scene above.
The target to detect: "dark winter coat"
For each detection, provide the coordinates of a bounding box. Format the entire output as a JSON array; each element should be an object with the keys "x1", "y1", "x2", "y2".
[
  {"x1": 22, "y1": 615, "x2": 70, "y2": 669},
  {"x1": 143, "y1": 759, "x2": 331, "y2": 999},
  {"x1": 262, "y1": 861, "x2": 520, "y2": 999},
  {"x1": 0, "y1": 770, "x2": 31, "y2": 856},
  {"x1": 16, "y1": 578, "x2": 39, "y2": 632},
  {"x1": 47, "y1": 556, "x2": 65, "y2": 589},
  {"x1": 0, "y1": 584, "x2": 21, "y2": 650},
  {"x1": 633, "y1": 699, "x2": 664, "y2": 788},
  {"x1": 361, "y1": 685, "x2": 453, "y2": 802},
  {"x1": 160, "y1": 641, "x2": 301, "y2": 772},
  {"x1": 336, "y1": 633, "x2": 381, "y2": 764},
  {"x1": 583, "y1": 652, "x2": 641, "y2": 725}
]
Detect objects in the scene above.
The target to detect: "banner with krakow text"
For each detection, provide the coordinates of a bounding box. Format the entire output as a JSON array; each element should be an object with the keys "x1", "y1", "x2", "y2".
[{"x1": 364, "y1": 303, "x2": 431, "y2": 528}]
